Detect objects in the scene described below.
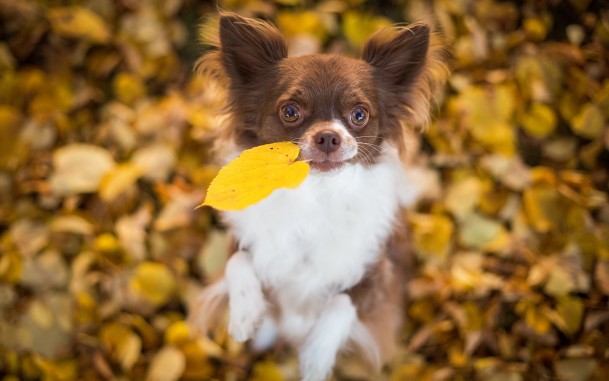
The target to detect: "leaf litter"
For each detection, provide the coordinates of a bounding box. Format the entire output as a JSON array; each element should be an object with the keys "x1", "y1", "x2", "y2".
[{"x1": 1, "y1": 0, "x2": 609, "y2": 380}]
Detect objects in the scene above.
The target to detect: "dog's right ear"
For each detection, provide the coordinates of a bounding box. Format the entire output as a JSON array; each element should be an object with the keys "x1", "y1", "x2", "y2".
[{"x1": 219, "y1": 13, "x2": 287, "y2": 86}]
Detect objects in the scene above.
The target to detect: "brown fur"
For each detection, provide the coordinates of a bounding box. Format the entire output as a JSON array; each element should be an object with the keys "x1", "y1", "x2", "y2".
[
  {"x1": 192, "y1": 11, "x2": 447, "y2": 373},
  {"x1": 196, "y1": 13, "x2": 447, "y2": 163}
]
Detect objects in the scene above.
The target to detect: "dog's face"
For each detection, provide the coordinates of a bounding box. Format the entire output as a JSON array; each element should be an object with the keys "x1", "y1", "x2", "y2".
[{"x1": 217, "y1": 14, "x2": 430, "y2": 173}]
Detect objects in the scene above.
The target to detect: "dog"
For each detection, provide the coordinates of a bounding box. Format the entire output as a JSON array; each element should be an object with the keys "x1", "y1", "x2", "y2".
[{"x1": 189, "y1": 12, "x2": 445, "y2": 381}]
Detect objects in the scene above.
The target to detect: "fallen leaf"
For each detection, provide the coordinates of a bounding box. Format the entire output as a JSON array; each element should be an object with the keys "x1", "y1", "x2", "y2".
[
  {"x1": 250, "y1": 360, "x2": 284, "y2": 381},
  {"x1": 113, "y1": 72, "x2": 146, "y2": 105},
  {"x1": 520, "y1": 102, "x2": 557, "y2": 138},
  {"x1": 444, "y1": 176, "x2": 481, "y2": 219},
  {"x1": 197, "y1": 229, "x2": 229, "y2": 278},
  {"x1": 34, "y1": 358, "x2": 78, "y2": 381},
  {"x1": 554, "y1": 295, "x2": 584, "y2": 335},
  {"x1": 99, "y1": 163, "x2": 144, "y2": 201},
  {"x1": 154, "y1": 188, "x2": 204, "y2": 231},
  {"x1": 409, "y1": 213, "x2": 454, "y2": 263},
  {"x1": 554, "y1": 358, "x2": 597, "y2": 381},
  {"x1": 343, "y1": 11, "x2": 391, "y2": 49},
  {"x1": 129, "y1": 261, "x2": 176, "y2": 307},
  {"x1": 594, "y1": 260, "x2": 609, "y2": 295},
  {"x1": 48, "y1": 7, "x2": 111, "y2": 44},
  {"x1": 201, "y1": 142, "x2": 310, "y2": 211},
  {"x1": 458, "y1": 213, "x2": 510, "y2": 253},
  {"x1": 131, "y1": 143, "x2": 176, "y2": 181},
  {"x1": 571, "y1": 103, "x2": 604, "y2": 139},
  {"x1": 99, "y1": 323, "x2": 142, "y2": 371},
  {"x1": 50, "y1": 144, "x2": 116, "y2": 196},
  {"x1": 116, "y1": 206, "x2": 151, "y2": 261},
  {"x1": 49, "y1": 215, "x2": 94, "y2": 236},
  {"x1": 146, "y1": 346, "x2": 185, "y2": 381}
]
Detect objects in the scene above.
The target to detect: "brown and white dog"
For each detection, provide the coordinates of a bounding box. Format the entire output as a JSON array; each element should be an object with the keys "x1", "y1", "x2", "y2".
[{"x1": 190, "y1": 13, "x2": 445, "y2": 381}]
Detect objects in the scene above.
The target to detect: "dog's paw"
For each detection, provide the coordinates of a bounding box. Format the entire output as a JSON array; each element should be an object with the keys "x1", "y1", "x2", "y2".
[
  {"x1": 228, "y1": 287, "x2": 266, "y2": 342},
  {"x1": 299, "y1": 343, "x2": 336, "y2": 381}
]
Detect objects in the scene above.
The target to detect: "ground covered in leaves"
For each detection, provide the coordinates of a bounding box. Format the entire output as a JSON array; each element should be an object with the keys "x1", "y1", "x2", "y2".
[{"x1": 1, "y1": 0, "x2": 609, "y2": 380}]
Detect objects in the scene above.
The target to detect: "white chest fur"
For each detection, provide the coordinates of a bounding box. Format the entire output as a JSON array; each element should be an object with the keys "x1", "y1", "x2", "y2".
[{"x1": 223, "y1": 145, "x2": 415, "y2": 340}]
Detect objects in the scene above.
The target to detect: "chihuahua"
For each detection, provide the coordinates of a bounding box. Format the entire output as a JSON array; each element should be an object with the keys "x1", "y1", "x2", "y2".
[{"x1": 190, "y1": 13, "x2": 445, "y2": 381}]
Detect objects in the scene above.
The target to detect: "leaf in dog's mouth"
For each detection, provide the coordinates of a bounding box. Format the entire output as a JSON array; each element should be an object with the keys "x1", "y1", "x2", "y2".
[{"x1": 201, "y1": 142, "x2": 310, "y2": 211}]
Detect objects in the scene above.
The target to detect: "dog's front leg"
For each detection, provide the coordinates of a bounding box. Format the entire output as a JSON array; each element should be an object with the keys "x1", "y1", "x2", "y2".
[
  {"x1": 225, "y1": 250, "x2": 266, "y2": 342},
  {"x1": 299, "y1": 294, "x2": 357, "y2": 381}
]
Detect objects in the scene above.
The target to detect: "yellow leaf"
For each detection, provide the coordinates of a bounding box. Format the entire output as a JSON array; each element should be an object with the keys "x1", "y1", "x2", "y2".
[
  {"x1": 99, "y1": 163, "x2": 144, "y2": 201},
  {"x1": 146, "y1": 346, "x2": 185, "y2": 381},
  {"x1": 554, "y1": 295, "x2": 584, "y2": 335},
  {"x1": 524, "y1": 303, "x2": 552, "y2": 334},
  {"x1": 34, "y1": 358, "x2": 78, "y2": 381},
  {"x1": 48, "y1": 7, "x2": 110, "y2": 44},
  {"x1": 202, "y1": 142, "x2": 310, "y2": 211},
  {"x1": 571, "y1": 103, "x2": 604, "y2": 139},
  {"x1": 448, "y1": 345, "x2": 469, "y2": 367},
  {"x1": 277, "y1": 11, "x2": 328, "y2": 41},
  {"x1": 343, "y1": 11, "x2": 392, "y2": 49},
  {"x1": 164, "y1": 321, "x2": 191, "y2": 346},
  {"x1": 409, "y1": 214, "x2": 454, "y2": 262},
  {"x1": 522, "y1": 185, "x2": 566, "y2": 233},
  {"x1": 520, "y1": 103, "x2": 557, "y2": 138},
  {"x1": 129, "y1": 262, "x2": 176, "y2": 306},
  {"x1": 444, "y1": 176, "x2": 482, "y2": 219},
  {"x1": 99, "y1": 323, "x2": 142, "y2": 370},
  {"x1": 0, "y1": 105, "x2": 23, "y2": 169},
  {"x1": 180, "y1": 341, "x2": 214, "y2": 380},
  {"x1": 29, "y1": 300, "x2": 54, "y2": 329},
  {"x1": 113, "y1": 73, "x2": 146, "y2": 105},
  {"x1": 250, "y1": 360, "x2": 284, "y2": 381},
  {"x1": 457, "y1": 85, "x2": 517, "y2": 155},
  {"x1": 0, "y1": 250, "x2": 22, "y2": 284},
  {"x1": 458, "y1": 213, "x2": 509, "y2": 252}
]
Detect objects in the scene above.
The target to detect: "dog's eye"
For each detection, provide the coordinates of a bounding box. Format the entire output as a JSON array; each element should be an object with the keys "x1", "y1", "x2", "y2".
[
  {"x1": 280, "y1": 104, "x2": 301, "y2": 124},
  {"x1": 350, "y1": 107, "x2": 369, "y2": 128}
]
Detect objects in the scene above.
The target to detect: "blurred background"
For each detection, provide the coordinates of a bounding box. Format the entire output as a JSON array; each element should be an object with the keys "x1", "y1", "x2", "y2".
[{"x1": 1, "y1": 0, "x2": 609, "y2": 380}]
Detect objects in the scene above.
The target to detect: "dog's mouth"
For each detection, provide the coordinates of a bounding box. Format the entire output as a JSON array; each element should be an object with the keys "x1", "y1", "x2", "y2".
[{"x1": 309, "y1": 160, "x2": 345, "y2": 173}]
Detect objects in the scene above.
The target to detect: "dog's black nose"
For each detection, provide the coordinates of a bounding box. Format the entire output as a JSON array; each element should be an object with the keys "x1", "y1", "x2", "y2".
[{"x1": 315, "y1": 131, "x2": 341, "y2": 153}]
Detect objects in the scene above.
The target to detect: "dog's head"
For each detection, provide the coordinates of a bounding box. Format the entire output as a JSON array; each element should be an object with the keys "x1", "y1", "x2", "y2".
[{"x1": 203, "y1": 13, "x2": 442, "y2": 173}]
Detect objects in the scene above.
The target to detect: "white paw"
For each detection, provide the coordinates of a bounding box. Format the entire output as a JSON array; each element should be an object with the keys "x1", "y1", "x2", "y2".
[
  {"x1": 298, "y1": 294, "x2": 357, "y2": 381},
  {"x1": 228, "y1": 287, "x2": 266, "y2": 342},
  {"x1": 299, "y1": 343, "x2": 336, "y2": 381}
]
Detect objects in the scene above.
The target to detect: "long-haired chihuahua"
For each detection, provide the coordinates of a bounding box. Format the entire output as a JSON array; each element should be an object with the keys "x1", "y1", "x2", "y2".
[{"x1": 189, "y1": 12, "x2": 445, "y2": 381}]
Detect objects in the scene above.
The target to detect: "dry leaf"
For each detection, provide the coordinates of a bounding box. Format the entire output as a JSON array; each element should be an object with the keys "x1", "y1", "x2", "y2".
[
  {"x1": 571, "y1": 104, "x2": 604, "y2": 139},
  {"x1": 520, "y1": 103, "x2": 556, "y2": 138},
  {"x1": 50, "y1": 144, "x2": 116, "y2": 196},
  {"x1": 409, "y1": 213, "x2": 454, "y2": 263},
  {"x1": 201, "y1": 142, "x2": 310, "y2": 211},
  {"x1": 250, "y1": 360, "x2": 285, "y2": 381},
  {"x1": 99, "y1": 323, "x2": 142, "y2": 370},
  {"x1": 146, "y1": 346, "x2": 185, "y2": 381},
  {"x1": 129, "y1": 261, "x2": 176, "y2": 307},
  {"x1": 197, "y1": 229, "x2": 229, "y2": 278},
  {"x1": 99, "y1": 163, "x2": 144, "y2": 201},
  {"x1": 554, "y1": 358, "x2": 597, "y2": 381},
  {"x1": 444, "y1": 176, "x2": 482, "y2": 219},
  {"x1": 48, "y1": 7, "x2": 111, "y2": 43},
  {"x1": 131, "y1": 143, "x2": 177, "y2": 181}
]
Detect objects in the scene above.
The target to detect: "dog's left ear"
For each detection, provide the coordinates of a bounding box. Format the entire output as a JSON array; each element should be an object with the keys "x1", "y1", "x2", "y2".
[
  {"x1": 362, "y1": 24, "x2": 430, "y2": 89},
  {"x1": 219, "y1": 13, "x2": 287, "y2": 86}
]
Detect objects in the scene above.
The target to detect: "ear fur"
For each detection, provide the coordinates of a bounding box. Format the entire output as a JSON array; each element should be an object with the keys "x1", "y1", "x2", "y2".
[
  {"x1": 218, "y1": 13, "x2": 287, "y2": 85},
  {"x1": 362, "y1": 23, "x2": 448, "y2": 162},
  {"x1": 363, "y1": 25, "x2": 430, "y2": 89}
]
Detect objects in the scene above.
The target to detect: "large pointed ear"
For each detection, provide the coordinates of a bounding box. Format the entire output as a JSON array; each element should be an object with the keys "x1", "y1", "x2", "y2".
[
  {"x1": 219, "y1": 13, "x2": 287, "y2": 86},
  {"x1": 362, "y1": 24, "x2": 430, "y2": 89}
]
